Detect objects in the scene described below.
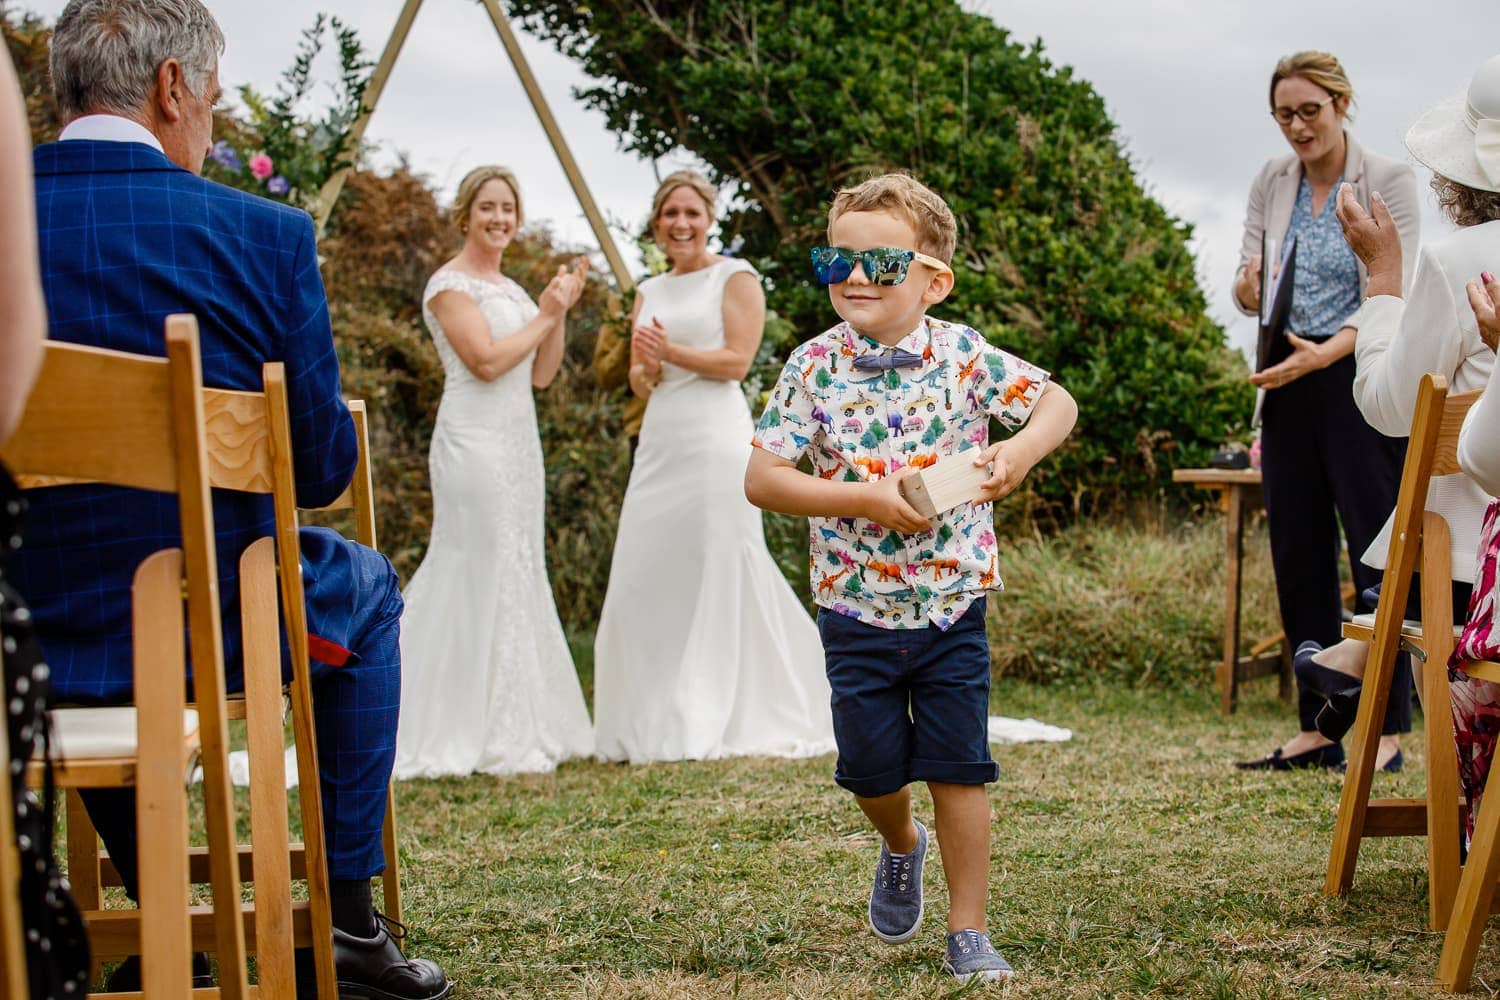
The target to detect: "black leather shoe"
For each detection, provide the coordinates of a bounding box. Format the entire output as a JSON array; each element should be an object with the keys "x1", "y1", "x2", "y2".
[
  {"x1": 1234, "y1": 742, "x2": 1345, "y2": 771},
  {"x1": 1314, "y1": 684, "x2": 1364, "y2": 742},
  {"x1": 298, "y1": 914, "x2": 452, "y2": 1000},
  {"x1": 105, "y1": 952, "x2": 213, "y2": 991}
]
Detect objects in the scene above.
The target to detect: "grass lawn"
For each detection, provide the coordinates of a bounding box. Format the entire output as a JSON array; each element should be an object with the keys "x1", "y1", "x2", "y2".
[{"x1": 387, "y1": 677, "x2": 1497, "y2": 999}]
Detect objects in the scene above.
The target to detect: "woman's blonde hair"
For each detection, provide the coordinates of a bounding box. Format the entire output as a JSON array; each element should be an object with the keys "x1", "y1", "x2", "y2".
[
  {"x1": 828, "y1": 172, "x2": 957, "y2": 263},
  {"x1": 649, "y1": 170, "x2": 718, "y2": 237},
  {"x1": 1270, "y1": 51, "x2": 1356, "y2": 121},
  {"x1": 452, "y1": 165, "x2": 523, "y2": 233}
]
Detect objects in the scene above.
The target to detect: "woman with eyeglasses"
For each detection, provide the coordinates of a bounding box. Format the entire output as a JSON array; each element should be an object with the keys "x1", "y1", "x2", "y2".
[
  {"x1": 1232, "y1": 51, "x2": 1421, "y2": 772},
  {"x1": 591, "y1": 170, "x2": 835, "y2": 764}
]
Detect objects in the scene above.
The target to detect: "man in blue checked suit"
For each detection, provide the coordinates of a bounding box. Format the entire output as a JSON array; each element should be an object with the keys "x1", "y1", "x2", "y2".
[{"x1": 14, "y1": 3, "x2": 451, "y2": 997}]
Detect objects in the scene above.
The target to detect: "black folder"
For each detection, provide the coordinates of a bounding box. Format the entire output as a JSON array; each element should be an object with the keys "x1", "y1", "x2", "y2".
[{"x1": 1256, "y1": 233, "x2": 1296, "y2": 373}]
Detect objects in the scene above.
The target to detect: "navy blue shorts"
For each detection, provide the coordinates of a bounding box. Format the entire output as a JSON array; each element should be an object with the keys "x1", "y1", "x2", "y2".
[{"x1": 817, "y1": 597, "x2": 998, "y2": 798}]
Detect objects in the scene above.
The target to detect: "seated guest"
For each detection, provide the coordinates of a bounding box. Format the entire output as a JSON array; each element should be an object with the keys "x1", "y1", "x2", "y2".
[
  {"x1": 13, "y1": 1, "x2": 449, "y2": 995},
  {"x1": 1291, "y1": 54, "x2": 1500, "y2": 764}
]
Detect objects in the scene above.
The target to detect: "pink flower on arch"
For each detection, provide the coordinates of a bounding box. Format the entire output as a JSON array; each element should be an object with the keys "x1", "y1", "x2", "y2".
[{"x1": 248, "y1": 153, "x2": 274, "y2": 180}]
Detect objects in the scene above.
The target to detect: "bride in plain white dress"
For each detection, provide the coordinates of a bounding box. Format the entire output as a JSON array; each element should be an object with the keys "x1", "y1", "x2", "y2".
[
  {"x1": 593, "y1": 171, "x2": 835, "y2": 763},
  {"x1": 394, "y1": 166, "x2": 594, "y2": 778}
]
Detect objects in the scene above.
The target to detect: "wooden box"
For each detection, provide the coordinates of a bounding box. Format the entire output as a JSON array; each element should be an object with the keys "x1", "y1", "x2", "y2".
[{"x1": 898, "y1": 450, "x2": 990, "y2": 518}]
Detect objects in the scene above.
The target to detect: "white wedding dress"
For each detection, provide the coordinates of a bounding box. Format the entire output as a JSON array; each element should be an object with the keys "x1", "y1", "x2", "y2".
[
  {"x1": 593, "y1": 259, "x2": 835, "y2": 763},
  {"x1": 393, "y1": 268, "x2": 593, "y2": 778}
]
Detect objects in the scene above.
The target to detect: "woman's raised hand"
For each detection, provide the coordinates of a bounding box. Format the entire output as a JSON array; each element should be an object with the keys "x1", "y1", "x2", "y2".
[
  {"x1": 540, "y1": 258, "x2": 591, "y2": 316},
  {"x1": 1335, "y1": 183, "x2": 1401, "y2": 278},
  {"x1": 1469, "y1": 271, "x2": 1500, "y2": 353}
]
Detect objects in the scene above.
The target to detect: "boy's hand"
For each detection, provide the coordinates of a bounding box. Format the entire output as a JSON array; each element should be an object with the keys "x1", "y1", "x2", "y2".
[
  {"x1": 973, "y1": 440, "x2": 1034, "y2": 503},
  {"x1": 864, "y1": 468, "x2": 931, "y2": 534}
]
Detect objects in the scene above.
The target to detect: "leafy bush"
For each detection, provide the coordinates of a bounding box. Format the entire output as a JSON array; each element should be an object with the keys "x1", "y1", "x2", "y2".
[{"x1": 507, "y1": 0, "x2": 1254, "y2": 517}]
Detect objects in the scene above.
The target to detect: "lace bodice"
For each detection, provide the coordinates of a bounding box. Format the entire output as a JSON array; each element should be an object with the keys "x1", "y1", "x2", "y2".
[{"x1": 421, "y1": 267, "x2": 540, "y2": 393}]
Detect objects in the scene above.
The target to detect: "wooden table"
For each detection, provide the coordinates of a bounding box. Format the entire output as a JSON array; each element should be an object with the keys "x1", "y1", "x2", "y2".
[{"x1": 1173, "y1": 468, "x2": 1292, "y2": 714}]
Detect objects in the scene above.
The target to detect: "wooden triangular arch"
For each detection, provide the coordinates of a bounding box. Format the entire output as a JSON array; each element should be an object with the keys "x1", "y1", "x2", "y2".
[{"x1": 315, "y1": 0, "x2": 634, "y2": 291}]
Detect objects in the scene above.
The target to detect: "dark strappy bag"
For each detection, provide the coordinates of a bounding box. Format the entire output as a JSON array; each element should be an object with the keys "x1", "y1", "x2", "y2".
[{"x1": 1, "y1": 464, "x2": 89, "y2": 998}]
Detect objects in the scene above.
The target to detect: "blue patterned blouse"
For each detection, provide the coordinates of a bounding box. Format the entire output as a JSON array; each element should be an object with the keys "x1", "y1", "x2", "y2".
[{"x1": 1287, "y1": 177, "x2": 1361, "y2": 339}]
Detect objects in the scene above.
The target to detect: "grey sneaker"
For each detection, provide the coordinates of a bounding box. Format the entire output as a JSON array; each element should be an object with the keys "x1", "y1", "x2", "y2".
[
  {"x1": 868, "y1": 820, "x2": 927, "y2": 943},
  {"x1": 943, "y1": 929, "x2": 1013, "y2": 983}
]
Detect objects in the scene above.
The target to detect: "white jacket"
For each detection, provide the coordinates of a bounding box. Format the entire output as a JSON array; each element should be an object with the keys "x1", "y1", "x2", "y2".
[{"x1": 1355, "y1": 220, "x2": 1500, "y2": 582}]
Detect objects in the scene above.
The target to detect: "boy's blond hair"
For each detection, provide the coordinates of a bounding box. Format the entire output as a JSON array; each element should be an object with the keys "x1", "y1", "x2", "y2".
[{"x1": 828, "y1": 173, "x2": 957, "y2": 263}]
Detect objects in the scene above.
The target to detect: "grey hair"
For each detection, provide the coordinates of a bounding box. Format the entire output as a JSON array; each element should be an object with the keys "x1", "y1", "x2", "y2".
[{"x1": 50, "y1": 0, "x2": 224, "y2": 121}]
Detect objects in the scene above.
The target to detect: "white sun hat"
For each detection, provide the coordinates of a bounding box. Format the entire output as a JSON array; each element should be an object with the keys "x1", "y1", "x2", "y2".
[{"x1": 1405, "y1": 54, "x2": 1500, "y2": 194}]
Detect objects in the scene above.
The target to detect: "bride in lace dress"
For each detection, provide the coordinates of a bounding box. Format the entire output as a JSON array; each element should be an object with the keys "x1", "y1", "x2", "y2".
[
  {"x1": 394, "y1": 166, "x2": 593, "y2": 778},
  {"x1": 593, "y1": 171, "x2": 835, "y2": 763}
]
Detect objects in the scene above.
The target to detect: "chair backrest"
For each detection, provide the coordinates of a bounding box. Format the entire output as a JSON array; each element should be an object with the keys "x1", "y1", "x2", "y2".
[
  {"x1": 1379, "y1": 376, "x2": 1481, "y2": 579},
  {"x1": 1432, "y1": 388, "x2": 1484, "y2": 478},
  {"x1": 199, "y1": 372, "x2": 376, "y2": 661},
  {"x1": 308, "y1": 400, "x2": 377, "y2": 549},
  {"x1": 1, "y1": 316, "x2": 228, "y2": 708}
]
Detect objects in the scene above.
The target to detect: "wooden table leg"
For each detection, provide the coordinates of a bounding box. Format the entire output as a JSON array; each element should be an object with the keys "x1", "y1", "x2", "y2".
[{"x1": 1221, "y1": 484, "x2": 1245, "y2": 715}]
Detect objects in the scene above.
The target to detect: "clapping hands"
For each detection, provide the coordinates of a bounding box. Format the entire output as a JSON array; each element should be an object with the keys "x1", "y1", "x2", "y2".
[
  {"x1": 1469, "y1": 271, "x2": 1500, "y2": 353},
  {"x1": 539, "y1": 258, "x2": 590, "y2": 317},
  {"x1": 631, "y1": 316, "x2": 668, "y2": 373}
]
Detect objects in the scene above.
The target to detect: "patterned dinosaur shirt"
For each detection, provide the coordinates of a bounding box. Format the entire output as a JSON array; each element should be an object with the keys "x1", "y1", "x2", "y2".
[{"x1": 752, "y1": 317, "x2": 1049, "y2": 630}]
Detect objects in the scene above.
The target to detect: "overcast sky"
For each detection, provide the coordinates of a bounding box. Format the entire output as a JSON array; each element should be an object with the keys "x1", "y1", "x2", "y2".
[{"x1": 18, "y1": 0, "x2": 1499, "y2": 357}]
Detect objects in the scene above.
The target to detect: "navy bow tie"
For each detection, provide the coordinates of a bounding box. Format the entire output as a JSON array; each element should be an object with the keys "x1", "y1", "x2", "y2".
[{"x1": 852, "y1": 349, "x2": 924, "y2": 370}]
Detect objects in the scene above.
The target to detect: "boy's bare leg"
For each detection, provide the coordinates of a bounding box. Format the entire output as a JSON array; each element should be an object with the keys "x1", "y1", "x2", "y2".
[
  {"x1": 855, "y1": 787, "x2": 919, "y2": 854},
  {"x1": 929, "y1": 782, "x2": 990, "y2": 932}
]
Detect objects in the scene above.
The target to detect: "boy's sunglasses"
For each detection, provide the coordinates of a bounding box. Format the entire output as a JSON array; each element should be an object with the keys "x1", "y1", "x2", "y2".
[{"x1": 809, "y1": 245, "x2": 952, "y2": 287}]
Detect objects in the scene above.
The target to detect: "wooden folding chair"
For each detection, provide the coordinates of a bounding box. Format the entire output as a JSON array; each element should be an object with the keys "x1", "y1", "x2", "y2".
[
  {"x1": 306, "y1": 400, "x2": 403, "y2": 923},
  {"x1": 1324, "y1": 373, "x2": 1480, "y2": 932},
  {"x1": 1, "y1": 317, "x2": 253, "y2": 999},
  {"x1": 64, "y1": 381, "x2": 404, "y2": 996}
]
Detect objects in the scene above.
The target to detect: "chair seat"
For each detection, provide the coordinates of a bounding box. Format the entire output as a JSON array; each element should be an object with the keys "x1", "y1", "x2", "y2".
[
  {"x1": 40, "y1": 706, "x2": 200, "y2": 760},
  {"x1": 1343, "y1": 612, "x2": 1464, "y2": 644}
]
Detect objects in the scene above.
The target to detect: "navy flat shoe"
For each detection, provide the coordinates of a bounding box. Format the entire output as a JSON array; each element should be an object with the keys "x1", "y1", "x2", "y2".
[
  {"x1": 1293, "y1": 642, "x2": 1362, "y2": 697},
  {"x1": 1235, "y1": 742, "x2": 1345, "y2": 771}
]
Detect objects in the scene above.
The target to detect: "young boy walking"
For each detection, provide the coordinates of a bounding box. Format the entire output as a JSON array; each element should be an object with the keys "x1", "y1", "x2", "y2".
[{"x1": 745, "y1": 173, "x2": 1077, "y2": 982}]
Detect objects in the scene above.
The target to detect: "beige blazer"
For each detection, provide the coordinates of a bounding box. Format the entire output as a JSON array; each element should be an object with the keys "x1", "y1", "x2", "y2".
[{"x1": 1233, "y1": 131, "x2": 1420, "y2": 332}]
